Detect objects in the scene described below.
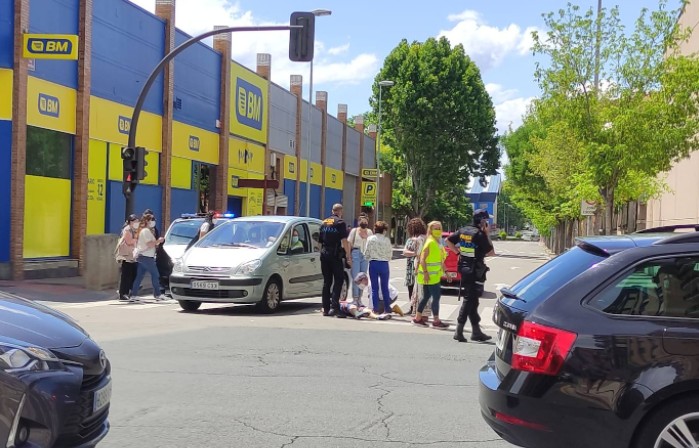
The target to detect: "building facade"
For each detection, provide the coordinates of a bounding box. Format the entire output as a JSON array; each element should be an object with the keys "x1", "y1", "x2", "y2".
[{"x1": 0, "y1": 0, "x2": 378, "y2": 280}]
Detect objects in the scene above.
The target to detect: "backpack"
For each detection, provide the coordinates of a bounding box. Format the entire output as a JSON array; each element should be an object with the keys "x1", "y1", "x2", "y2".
[{"x1": 114, "y1": 229, "x2": 133, "y2": 262}]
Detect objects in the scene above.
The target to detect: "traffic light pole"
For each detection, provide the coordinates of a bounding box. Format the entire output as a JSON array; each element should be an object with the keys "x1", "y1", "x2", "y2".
[{"x1": 124, "y1": 24, "x2": 301, "y2": 220}]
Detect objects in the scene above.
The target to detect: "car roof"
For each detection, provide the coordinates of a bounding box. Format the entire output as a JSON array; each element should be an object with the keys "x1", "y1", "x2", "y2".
[
  {"x1": 577, "y1": 227, "x2": 699, "y2": 256},
  {"x1": 224, "y1": 215, "x2": 322, "y2": 224}
]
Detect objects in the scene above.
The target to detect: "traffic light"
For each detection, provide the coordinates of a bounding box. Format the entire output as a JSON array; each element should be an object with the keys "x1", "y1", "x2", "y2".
[
  {"x1": 289, "y1": 12, "x2": 315, "y2": 62},
  {"x1": 121, "y1": 146, "x2": 138, "y2": 198},
  {"x1": 136, "y1": 146, "x2": 148, "y2": 181}
]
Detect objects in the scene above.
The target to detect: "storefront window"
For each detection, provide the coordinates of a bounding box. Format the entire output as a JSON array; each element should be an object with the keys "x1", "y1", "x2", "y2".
[{"x1": 26, "y1": 126, "x2": 72, "y2": 179}]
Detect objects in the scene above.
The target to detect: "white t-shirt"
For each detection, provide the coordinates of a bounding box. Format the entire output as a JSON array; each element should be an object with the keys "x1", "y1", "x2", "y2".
[
  {"x1": 136, "y1": 229, "x2": 156, "y2": 258},
  {"x1": 361, "y1": 278, "x2": 399, "y2": 305}
]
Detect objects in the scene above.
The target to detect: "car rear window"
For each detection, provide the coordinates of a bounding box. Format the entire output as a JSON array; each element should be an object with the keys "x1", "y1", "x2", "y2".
[{"x1": 506, "y1": 246, "x2": 606, "y2": 309}]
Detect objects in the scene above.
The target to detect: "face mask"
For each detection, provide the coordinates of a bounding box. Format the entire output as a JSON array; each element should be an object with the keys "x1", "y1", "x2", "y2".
[
  {"x1": 292, "y1": 236, "x2": 299, "y2": 244},
  {"x1": 131, "y1": 222, "x2": 139, "y2": 229},
  {"x1": 360, "y1": 223, "x2": 367, "y2": 229},
  {"x1": 148, "y1": 221, "x2": 156, "y2": 229},
  {"x1": 432, "y1": 230, "x2": 442, "y2": 238}
]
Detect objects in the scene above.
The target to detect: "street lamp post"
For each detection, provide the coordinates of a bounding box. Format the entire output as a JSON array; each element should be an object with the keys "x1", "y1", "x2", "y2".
[
  {"x1": 376, "y1": 80, "x2": 394, "y2": 221},
  {"x1": 304, "y1": 9, "x2": 332, "y2": 217}
]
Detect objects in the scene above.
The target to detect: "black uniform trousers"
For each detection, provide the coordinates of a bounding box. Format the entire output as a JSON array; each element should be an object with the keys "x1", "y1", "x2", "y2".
[
  {"x1": 321, "y1": 250, "x2": 344, "y2": 313},
  {"x1": 456, "y1": 263, "x2": 482, "y2": 327}
]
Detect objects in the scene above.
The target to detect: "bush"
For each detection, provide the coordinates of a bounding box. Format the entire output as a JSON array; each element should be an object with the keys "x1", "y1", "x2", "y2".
[
  {"x1": 515, "y1": 231, "x2": 522, "y2": 240},
  {"x1": 499, "y1": 230, "x2": 507, "y2": 240}
]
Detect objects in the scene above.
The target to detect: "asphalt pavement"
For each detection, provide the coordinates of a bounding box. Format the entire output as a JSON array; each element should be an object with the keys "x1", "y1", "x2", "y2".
[{"x1": 2, "y1": 240, "x2": 551, "y2": 447}]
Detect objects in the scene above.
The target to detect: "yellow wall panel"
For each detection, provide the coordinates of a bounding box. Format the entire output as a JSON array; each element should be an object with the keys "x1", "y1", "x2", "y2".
[
  {"x1": 86, "y1": 140, "x2": 107, "y2": 235},
  {"x1": 107, "y1": 143, "x2": 122, "y2": 181},
  {"x1": 89, "y1": 96, "x2": 162, "y2": 151},
  {"x1": 298, "y1": 160, "x2": 322, "y2": 184},
  {"x1": 283, "y1": 155, "x2": 298, "y2": 180},
  {"x1": 246, "y1": 172, "x2": 264, "y2": 216},
  {"x1": 171, "y1": 157, "x2": 192, "y2": 190},
  {"x1": 229, "y1": 137, "x2": 265, "y2": 174},
  {"x1": 140, "y1": 151, "x2": 160, "y2": 186},
  {"x1": 23, "y1": 175, "x2": 71, "y2": 258},
  {"x1": 27, "y1": 76, "x2": 76, "y2": 134},
  {"x1": 227, "y1": 167, "x2": 248, "y2": 197},
  {"x1": 230, "y1": 62, "x2": 268, "y2": 144},
  {"x1": 0, "y1": 69, "x2": 12, "y2": 120},
  {"x1": 172, "y1": 121, "x2": 218, "y2": 165},
  {"x1": 325, "y1": 167, "x2": 344, "y2": 190}
]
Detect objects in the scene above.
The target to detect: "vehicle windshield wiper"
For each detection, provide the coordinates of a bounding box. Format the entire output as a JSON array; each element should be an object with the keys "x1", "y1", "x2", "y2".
[
  {"x1": 213, "y1": 242, "x2": 257, "y2": 248},
  {"x1": 500, "y1": 287, "x2": 527, "y2": 303}
]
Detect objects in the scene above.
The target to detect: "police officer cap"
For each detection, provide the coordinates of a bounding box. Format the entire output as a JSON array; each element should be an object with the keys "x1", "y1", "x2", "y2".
[{"x1": 473, "y1": 209, "x2": 490, "y2": 225}]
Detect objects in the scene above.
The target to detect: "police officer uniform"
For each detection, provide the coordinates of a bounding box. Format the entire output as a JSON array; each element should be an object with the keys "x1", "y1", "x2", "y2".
[
  {"x1": 447, "y1": 209, "x2": 494, "y2": 342},
  {"x1": 319, "y1": 204, "x2": 350, "y2": 316}
]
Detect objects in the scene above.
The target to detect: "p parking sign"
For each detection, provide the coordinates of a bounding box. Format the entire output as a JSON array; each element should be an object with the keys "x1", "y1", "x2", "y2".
[
  {"x1": 361, "y1": 181, "x2": 377, "y2": 205},
  {"x1": 23, "y1": 34, "x2": 78, "y2": 60}
]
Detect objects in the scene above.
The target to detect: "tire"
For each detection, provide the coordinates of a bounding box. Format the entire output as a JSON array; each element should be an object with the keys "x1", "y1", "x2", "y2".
[
  {"x1": 257, "y1": 278, "x2": 282, "y2": 313},
  {"x1": 634, "y1": 396, "x2": 699, "y2": 448},
  {"x1": 178, "y1": 300, "x2": 201, "y2": 312},
  {"x1": 340, "y1": 274, "x2": 349, "y2": 302}
]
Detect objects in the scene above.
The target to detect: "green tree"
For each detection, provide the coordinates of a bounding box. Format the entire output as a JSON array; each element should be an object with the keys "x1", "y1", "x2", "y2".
[
  {"x1": 530, "y1": 1, "x2": 699, "y2": 234},
  {"x1": 371, "y1": 37, "x2": 500, "y2": 219},
  {"x1": 496, "y1": 183, "x2": 528, "y2": 233}
]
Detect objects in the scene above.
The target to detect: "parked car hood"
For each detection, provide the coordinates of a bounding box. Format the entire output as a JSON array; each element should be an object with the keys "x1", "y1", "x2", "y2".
[
  {"x1": 183, "y1": 247, "x2": 266, "y2": 270},
  {"x1": 163, "y1": 243, "x2": 188, "y2": 261},
  {"x1": 0, "y1": 297, "x2": 88, "y2": 349}
]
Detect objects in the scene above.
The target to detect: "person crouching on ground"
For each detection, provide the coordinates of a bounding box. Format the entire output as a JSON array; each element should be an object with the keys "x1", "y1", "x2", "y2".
[
  {"x1": 354, "y1": 272, "x2": 404, "y2": 316},
  {"x1": 413, "y1": 221, "x2": 449, "y2": 329}
]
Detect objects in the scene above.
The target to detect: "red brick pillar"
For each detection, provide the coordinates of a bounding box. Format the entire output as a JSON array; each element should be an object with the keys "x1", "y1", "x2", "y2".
[
  {"x1": 10, "y1": 0, "x2": 29, "y2": 280},
  {"x1": 70, "y1": 0, "x2": 93, "y2": 275},
  {"x1": 290, "y1": 75, "x2": 303, "y2": 216},
  {"x1": 354, "y1": 115, "x2": 365, "y2": 222},
  {"x1": 256, "y1": 53, "x2": 272, "y2": 214},
  {"x1": 213, "y1": 27, "x2": 231, "y2": 213},
  {"x1": 316, "y1": 91, "x2": 328, "y2": 217},
  {"x1": 156, "y1": 0, "x2": 175, "y2": 229},
  {"x1": 337, "y1": 104, "x2": 348, "y2": 217}
]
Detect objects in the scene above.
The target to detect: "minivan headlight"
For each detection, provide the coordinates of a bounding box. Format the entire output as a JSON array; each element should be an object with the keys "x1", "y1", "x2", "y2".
[
  {"x1": 236, "y1": 260, "x2": 261, "y2": 275},
  {"x1": 172, "y1": 258, "x2": 183, "y2": 273},
  {"x1": 0, "y1": 344, "x2": 58, "y2": 373}
]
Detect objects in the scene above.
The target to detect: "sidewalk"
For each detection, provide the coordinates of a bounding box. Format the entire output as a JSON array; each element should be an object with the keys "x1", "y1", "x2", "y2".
[{"x1": 0, "y1": 277, "x2": 116, "y2": 303}]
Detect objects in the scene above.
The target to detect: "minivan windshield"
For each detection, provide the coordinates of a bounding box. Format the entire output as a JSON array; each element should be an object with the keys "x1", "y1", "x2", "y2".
[
  {"x1": 164, "y1": 219, "x2": 203, "y2": 245},
  {"x1": 505, "y1": 246, "x2": 606, "y2": 308},
  {"x1": 197, "y1": 220, "x2": 286, "y2": 249}
]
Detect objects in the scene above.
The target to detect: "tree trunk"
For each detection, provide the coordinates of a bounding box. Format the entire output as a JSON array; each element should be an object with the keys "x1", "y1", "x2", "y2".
[{"x1": 604, "y1": 189, "x2": 615, "y2": 235}]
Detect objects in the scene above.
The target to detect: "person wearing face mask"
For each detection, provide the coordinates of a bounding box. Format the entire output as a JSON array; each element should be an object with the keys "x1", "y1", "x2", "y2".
[
  {"x1": 290, "y1": 229, "x2": 304, "y2": 253},
  {"x1": 413, "y1": 221, "x2": 450, "y2": 329},
  {"x1": 347, "y1": 216, "x2": 373, "y2": 301},
  {"x1": 131, "y1": 213, "x2": 168, "y2": 301},
  {"x1": 115, "y1": 214, "x2": 140, "y2": 302}
]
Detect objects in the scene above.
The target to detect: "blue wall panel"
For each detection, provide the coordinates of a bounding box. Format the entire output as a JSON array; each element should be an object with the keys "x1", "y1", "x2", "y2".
[
  {"x1": 170, "y1": 188, "x2": 198, "y2": 222},
  {"x1": 324, "y1": 188, "x2": 342, "y2": 221},
  {"x1": 106, "y1": 181, "x2": 162, "y2": 234},
  {"x1": 0, "y1": 121, "x2": 11, "y2": 262},
  {"x1": 284, "y1": 180, "x2": 296, "y2": 216},
  {"x1": 91, "y1": 0, "x2": 164, "y2": 114},
  {"x1": 28, "y1": 0, "x2": 78, "y2": 88},
  {"x1": 0, "y1": 0, "x2": 13, "y2": 69},
  {"x1": 173, "y1": 30, "x2": 220, "y2": 133},
  {"x1": 227, "y1": 197, "x2": 242, "y2": 218},
  {"x1": 298, "y1": 184, "x2": 322, "y2": 219}
]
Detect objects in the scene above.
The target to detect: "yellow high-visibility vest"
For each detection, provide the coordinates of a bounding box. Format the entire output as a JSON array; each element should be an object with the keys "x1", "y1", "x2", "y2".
[{"x1": 417, "y1": 237, "x2": 444, "y2": 285}]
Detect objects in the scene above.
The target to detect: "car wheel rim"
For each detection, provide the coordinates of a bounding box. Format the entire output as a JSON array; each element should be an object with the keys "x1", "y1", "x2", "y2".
[
  {"x1": 267, "y1": 283, "x2": 280, "y2": 309},
  {"x1": 340, "y1": 278, "x2": 348, "y2": 301},
  {"x1": 655, "y1": 412, "x2": 699, "y2": 448}
]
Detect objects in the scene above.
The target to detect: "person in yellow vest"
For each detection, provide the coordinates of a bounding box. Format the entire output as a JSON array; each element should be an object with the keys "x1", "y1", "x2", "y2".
[{"x1": 412, "y1": 221, "x2": 450, "y2": 329}]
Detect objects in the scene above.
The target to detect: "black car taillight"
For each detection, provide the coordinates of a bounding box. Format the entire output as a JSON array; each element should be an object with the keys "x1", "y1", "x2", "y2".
[{"x1": 511, "y1": 321, "x2": 577, "y2": 376}]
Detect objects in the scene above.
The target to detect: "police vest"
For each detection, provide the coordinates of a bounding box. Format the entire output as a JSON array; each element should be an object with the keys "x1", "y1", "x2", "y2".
[
  {"x1": 417, "y1": 237, "x2": 444, "y2": 285},
  {"x1": 320, "y1": 216, "x2": 343, "y2": 252},
  {"x1": 455, "y1": 226, "x2": 479, "y2": 260}
]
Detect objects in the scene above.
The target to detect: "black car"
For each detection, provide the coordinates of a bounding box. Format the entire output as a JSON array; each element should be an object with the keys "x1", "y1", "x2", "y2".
[
  {"x1": 480, "y1": 225, "x2": 699, "y2": 448},
  {"x1": 0, "y1": 294, "x2": 111, "y2": 447}
]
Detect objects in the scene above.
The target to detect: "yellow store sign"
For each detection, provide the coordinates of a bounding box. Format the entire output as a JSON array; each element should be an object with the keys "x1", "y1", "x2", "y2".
[
  {"x1": 172, "y1": 121, "x2": 218, "y2": 165},
  {"x1": 283, "y1": 155, "x2": 298, "y2": 180},
  {"x1": 27, "y1": 77, "x2": 76, "y2": 134},
  {"x1": 325, "y1": 167, "x2": 343, "y2": 190},
  {"x1": 229, "y1": 137, "x2": 265, "y2": 174},
  {"x1": 230, "y1": 62, "x2": 268, "y2": 144},
  {"x1": 89, "y1": 96, "x2": 162, "y2": 151}
]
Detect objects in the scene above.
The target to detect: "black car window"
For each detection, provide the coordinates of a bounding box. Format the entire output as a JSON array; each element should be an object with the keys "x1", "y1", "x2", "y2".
[
  {"x1": 588, "y1": 256, "x2": 699, "y2": 318},
  {"x1": 307, "y1": 222, "x2": 322, "y2": 252},
  {"x1": 290, "y1": 224, "x2": 310, "y2": 255},
  {"x1": 507, "y1": 246, "x2": 606, "y2": 308},
  {"x1": 165, "y1": 219, "x2": 203, "y2": 245}
]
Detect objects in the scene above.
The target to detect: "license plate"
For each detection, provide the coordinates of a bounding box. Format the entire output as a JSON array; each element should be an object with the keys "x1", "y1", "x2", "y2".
[
  {"x1": 191, "y1": 280, "x2": 219, "y2": 290},
  {"x1": 93, "y1": 380, "x2": 112, "y2": 413},
  {"x1": 496, "y1": 329, "x2": 508, "y2": 352}
]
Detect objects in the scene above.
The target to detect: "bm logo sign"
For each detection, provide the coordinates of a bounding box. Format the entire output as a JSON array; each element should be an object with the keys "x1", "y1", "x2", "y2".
[
  {"x1": 38, "y1": 93, "x2": 60, "y2": 118},
  {"x1": 188, "y1": 135, "x2": 200, "y2": 152},
  {"x1": 23, "y1": 34, "x2": 78, "y2": 60},
  {"x1": 118, "y1": 116, "x2": 131, "y2": 135},
  {"x1": 236, "y1": 78, "x2": 263, "y2": 130}
]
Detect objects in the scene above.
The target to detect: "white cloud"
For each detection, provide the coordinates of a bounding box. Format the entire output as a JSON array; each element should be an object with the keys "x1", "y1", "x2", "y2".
[
  {"x1": 438, "y1": 10, "x2": 540, "y2": 70},
  {"x1": 128, "y1": 0, "x2": 374, "y2": 91},
  {"x1": 327, "y1": 43, "x2": 350, "y2": 56},
  {"x1": 494, "y1": 95, "x2": 535, "y2": 135}
]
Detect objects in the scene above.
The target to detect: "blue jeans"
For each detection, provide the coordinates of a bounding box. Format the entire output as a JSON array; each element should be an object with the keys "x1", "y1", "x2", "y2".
[
  {"x1": 351, "y1": 249, "x2": 369, "y2": 298},
  {"x1": 418, "y1": 283, "x2": 441, "y2": 316},
  {"x1": 369, "y1": 260, "x2": 391, "y2": 313},
  {"x1": 132, "y1": 255, "x2": 162, "y2": 297}
]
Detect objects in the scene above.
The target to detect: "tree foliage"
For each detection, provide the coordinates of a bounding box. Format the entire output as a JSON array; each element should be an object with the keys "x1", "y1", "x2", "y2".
[
  {"x1": 505, "y1": 1, "x2": 699, "y2": 235},
  {"x1": 372, "y1": 37, "x2": 500, "y2": 221}
]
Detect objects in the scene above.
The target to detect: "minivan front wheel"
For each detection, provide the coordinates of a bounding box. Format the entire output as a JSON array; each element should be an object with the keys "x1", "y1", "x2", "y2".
[
  {"x1": 257, "y1": 279, "x2": 281, "y2": 313},
  {"x1": 635, "y1": 397, "x2": 699, "y2": 448}
]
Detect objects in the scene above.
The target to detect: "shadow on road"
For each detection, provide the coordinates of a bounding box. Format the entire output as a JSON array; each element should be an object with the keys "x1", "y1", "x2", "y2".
[{"x1": 179, "y1": 300, "x2": 321, "y2": 317}]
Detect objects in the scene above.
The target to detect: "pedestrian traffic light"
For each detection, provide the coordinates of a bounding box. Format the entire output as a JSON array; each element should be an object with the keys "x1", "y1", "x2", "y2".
[
  {"x1": 121, "y1": 146, "x2": 138, "y2": 198},
  {"x1": 136, "y1": 146, "x2": 148, "y2": 181},
  {"x1": 289, "y1": 12, "x2": 315, "y2": 62}
]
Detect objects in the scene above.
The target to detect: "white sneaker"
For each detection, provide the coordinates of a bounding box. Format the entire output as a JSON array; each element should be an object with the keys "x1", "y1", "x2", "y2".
[{"x1": 155, "y1": 294, "x2": 168, "y2": 301}]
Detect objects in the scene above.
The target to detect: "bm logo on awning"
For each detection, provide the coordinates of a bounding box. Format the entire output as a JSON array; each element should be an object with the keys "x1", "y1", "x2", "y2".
[
  {"x1": 23, "y1": 34, "x2": 79, "y2": 60},
  {"x1": 118, "y1": 116, "x2": 131, "y2": 135},
  {"x1": 189, "y1": 135, "x2": 200, "y2": 152},
  {"x1": 38, "y1": 94, "x2": 60, "y2": 118},
  {"x1": 236, "y1": 78, "x2": 263, "y2": 130}
]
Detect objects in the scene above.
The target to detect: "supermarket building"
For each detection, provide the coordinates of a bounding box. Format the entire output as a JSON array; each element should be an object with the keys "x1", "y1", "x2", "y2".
[{"x1": 0, "y1": 0, "x2": 380, "y2": 280}]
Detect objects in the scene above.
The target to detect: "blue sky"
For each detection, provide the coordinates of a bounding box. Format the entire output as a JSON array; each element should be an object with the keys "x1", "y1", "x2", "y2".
[{"x1": 131, "y1": 0, "x2": 682, "y2": 135}]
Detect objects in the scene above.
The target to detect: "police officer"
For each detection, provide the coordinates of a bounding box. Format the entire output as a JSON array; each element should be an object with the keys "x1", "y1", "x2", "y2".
[
  {"x1": 319, "y1": 203, "x2": 352, "y2": 317},
  {"x1": 446, "y1": 209, "x2": 495, "y2": 342}
]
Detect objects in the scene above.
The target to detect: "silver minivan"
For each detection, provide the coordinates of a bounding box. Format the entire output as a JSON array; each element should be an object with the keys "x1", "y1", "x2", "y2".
[{"x1": 170, "y1": 216, "x2": 349, "y2": 312}]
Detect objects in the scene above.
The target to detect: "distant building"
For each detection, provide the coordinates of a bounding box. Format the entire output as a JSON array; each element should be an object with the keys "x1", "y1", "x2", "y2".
[{"x1": 467, "y1": 174, "x2": 502, "y2": 228}]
